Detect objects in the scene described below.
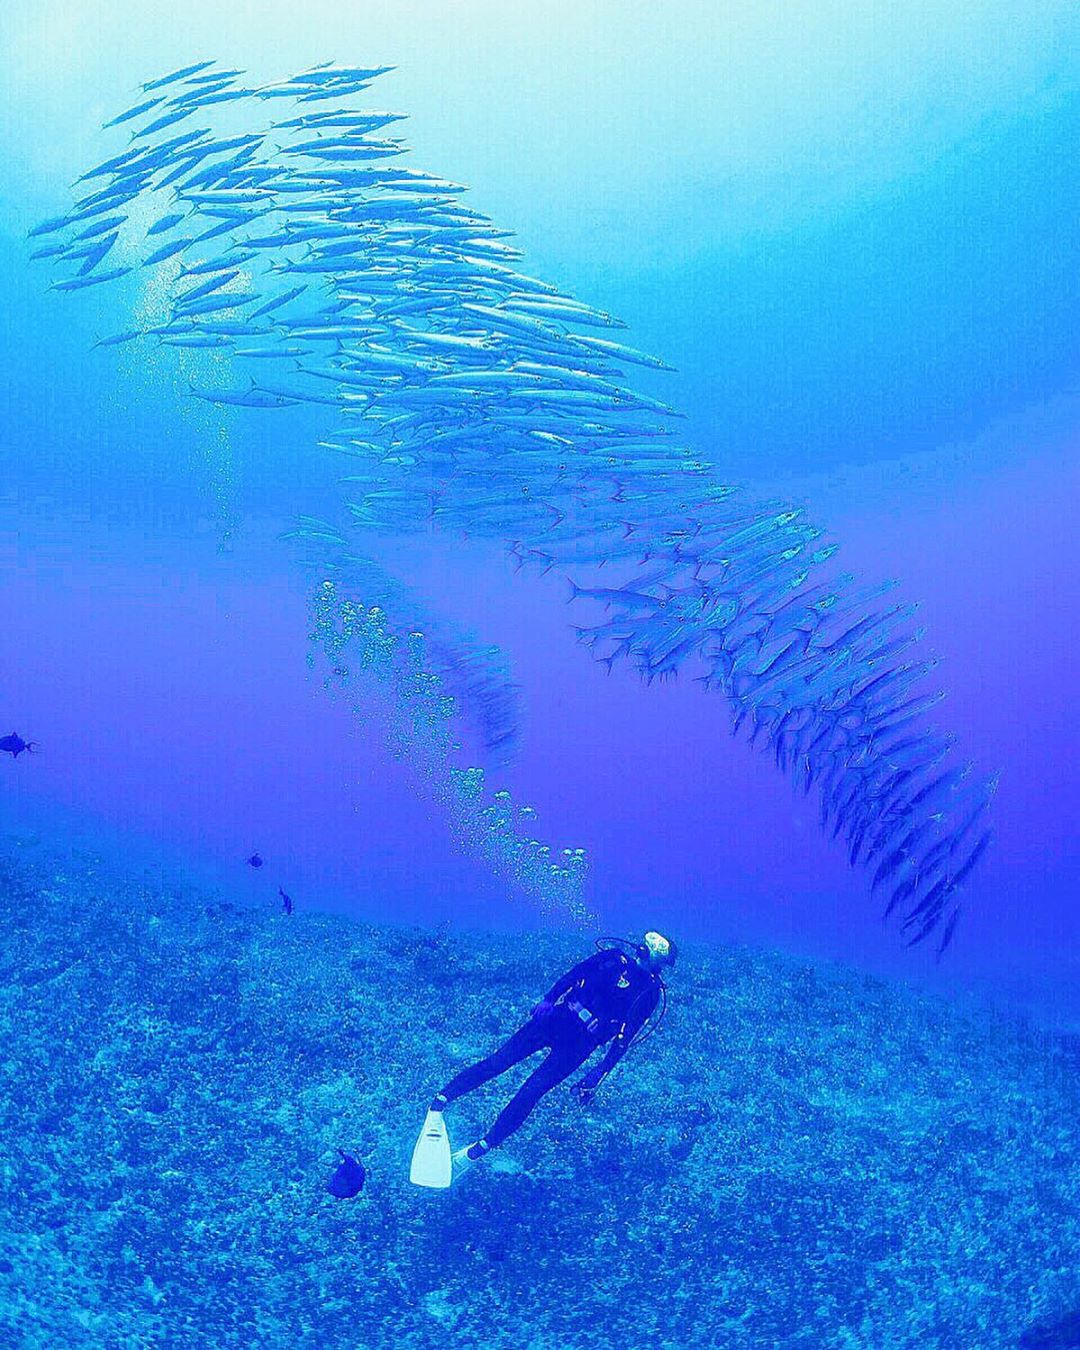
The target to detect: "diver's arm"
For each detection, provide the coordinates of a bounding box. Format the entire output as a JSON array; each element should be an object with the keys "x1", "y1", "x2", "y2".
[{"x1": 579, "y1": 985, "x2": 660, "y2": 1090}]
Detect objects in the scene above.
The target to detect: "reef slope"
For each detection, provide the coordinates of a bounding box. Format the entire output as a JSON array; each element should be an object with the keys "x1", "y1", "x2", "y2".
[{"x1": 0, "y1": 844, "x2": 1076, "y2": 1349}]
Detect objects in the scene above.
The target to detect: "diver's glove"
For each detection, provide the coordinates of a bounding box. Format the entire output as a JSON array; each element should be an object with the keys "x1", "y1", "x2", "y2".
[{"x1": 530, "y1": 998, "x2": 554, "y2": 1019}]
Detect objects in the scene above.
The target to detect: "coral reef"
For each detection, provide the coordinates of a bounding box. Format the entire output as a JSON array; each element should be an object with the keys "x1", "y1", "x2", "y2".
[{"x1": 0, "y1": 840, "x2": 1076, "y2": 1349}]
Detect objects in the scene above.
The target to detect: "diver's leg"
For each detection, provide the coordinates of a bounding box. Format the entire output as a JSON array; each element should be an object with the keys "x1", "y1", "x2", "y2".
[
  {"x1": 478, "y1": 1036, "x2": 593, "y2": 1151},
  {"x1": 436, "y1": 1016, "x2": 548, "y2": 1106}
]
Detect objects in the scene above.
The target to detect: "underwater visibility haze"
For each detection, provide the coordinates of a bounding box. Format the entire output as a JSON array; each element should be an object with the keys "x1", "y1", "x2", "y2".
[{"x1": 1, "y1": 3, "x2": 1079, "y2": 1347}]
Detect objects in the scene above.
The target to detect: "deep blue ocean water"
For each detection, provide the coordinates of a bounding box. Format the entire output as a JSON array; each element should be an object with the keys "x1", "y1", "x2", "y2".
[{"x1": 1, "y1": 6, "x2": 1079, "y2": 1346}]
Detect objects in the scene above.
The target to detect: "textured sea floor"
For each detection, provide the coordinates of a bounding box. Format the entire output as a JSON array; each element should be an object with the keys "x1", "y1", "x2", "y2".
[{"x1": 0, "y1": 839, "x2": 1077, "y2": 1350}]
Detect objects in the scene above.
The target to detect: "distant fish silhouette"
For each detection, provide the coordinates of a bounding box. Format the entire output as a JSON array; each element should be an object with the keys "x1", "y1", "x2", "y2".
[
  {"x1": 246, "y1": 852, "x2": 264, "y2": 868},
  {"x1": 0, "y1": 733, "x2": 37, "y2": 759},
  {"x1": 327, "y1": 1150, "x2": 365, "y2": 1198},
  {"x1": 279, "y1": 886, "x2": 293, "y2": 915}
]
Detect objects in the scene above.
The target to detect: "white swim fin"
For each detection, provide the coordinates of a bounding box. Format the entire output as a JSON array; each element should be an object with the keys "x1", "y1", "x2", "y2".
[{"x1": 410, "y1": 1109, "x2": 452, "y2": 1189}]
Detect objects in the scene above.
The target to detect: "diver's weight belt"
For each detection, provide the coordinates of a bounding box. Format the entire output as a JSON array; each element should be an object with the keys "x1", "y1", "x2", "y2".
[{"x1": 566, "y1": 998, "x2": 600, "y2": 1032}]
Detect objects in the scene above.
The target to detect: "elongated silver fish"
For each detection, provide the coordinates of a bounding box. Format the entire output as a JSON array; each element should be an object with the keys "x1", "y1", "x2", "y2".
[{"x1": 30, "y1": 60, "x2": 996, "y2": 953}]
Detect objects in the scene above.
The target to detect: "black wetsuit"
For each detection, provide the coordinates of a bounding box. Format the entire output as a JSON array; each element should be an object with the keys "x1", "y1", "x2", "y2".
[{"x1": 438, "y1": 948, "x2": 662, "y2": 1150}]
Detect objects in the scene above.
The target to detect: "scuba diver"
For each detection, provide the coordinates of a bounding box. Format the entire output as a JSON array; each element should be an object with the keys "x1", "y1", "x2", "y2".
[{"x1": 410, "y1": 931, "x2": 677, "y2": 1186}]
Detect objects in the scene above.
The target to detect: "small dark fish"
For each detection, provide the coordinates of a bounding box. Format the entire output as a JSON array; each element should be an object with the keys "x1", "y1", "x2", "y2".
[
  {"x1": 279, "y1": 886, "x2": 294, "y2": 915},
  {"x1": 0, "y1": 733, "x2": 37, "y2": 759},
  {"x1": 327, "y1": 1150, "x2": 365, "y2": 1198},
  {"x1": 246, "y1": 852, "x2": 264, "y2": 868}
]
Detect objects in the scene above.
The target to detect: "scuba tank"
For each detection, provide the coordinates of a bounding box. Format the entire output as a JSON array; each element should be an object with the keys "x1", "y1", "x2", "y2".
[{"x1": 593, "y1": 935, "x2": 670, "y2": 1051}]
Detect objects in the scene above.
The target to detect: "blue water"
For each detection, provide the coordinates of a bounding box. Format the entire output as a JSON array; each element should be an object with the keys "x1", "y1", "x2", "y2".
[{"x1": 2, "y1": 7, "x2": 1079, "y2": 1346}]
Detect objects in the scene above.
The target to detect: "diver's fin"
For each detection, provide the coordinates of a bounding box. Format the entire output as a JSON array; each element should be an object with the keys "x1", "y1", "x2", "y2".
[
  {"x1": 409, "y1": 1110, "x2": 452, "y2": 1189},
  {"x1": 451, "y1": 1145, "x2": 478, "y2": 1178}
]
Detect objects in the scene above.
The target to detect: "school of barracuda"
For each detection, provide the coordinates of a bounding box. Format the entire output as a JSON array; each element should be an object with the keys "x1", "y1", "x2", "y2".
[{"x1": 30, "y1": 60, "x2": 997, "y2": 956}]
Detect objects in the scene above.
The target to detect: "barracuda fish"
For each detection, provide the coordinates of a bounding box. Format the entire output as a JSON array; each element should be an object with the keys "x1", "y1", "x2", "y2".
[
  {"x1": 503, "y1": 296, "x2": 626, "y2": 329},
  {"x1": 161, "y1": 332, "x2": 232, "y2": 348},
  {"x1": 140, "y1": 108, "x2": 196, "y2": 138},
  {"x1": 189, "y1": 382, "x2": 300, "y2": 407},
  {"x1": 177, "y1": 269, "x2": 240, "y2": 304},
  {"x1": 287, "y1": 142, "x2": 404, "y2": 163},
  {"x1": 103, "y1": 96, "x2": 165, "y2": 129},
  {"x1": 187, "y1": 70, "x2": 246, "y2": 85},
  {"x1": 172, "y1": 88, "x2": 250, "y2": 112},
  {"x1": 237, "y1": 344, "x2": 313, "y2": 359},
  {"x1": 248, "y1": 285, "x2": 308, "y2": 317},
  {"x1": 180, "y1": 320, "x2": 268, "y2": 337},
  {"x1": 50, "y1": 266, "x2": 131, "y2": 291},
  {"x1": 278, "y1": 112, "x2": 405, "y2": 131},
  {"x1": 144, "y1": 236, "x2": 198, "y2": 265},
  {"x1": 71, "y1": 214, "x2": 126, "y2": 242},
  {"x1": 141, "y1": 61, "x2": 218, "y2": 93},
  {"x1": 147, "y1": 210, "x2": 187, "y2": 236},
  {"x1": 178, "y1": 249, "x2": 257, "y2": 274},
  {"x1": 181, "y1": 187, "x2": 272, "y2": 207},
  {"x1": 567, "y1": 334, "x2": 675, "y2": 371},
  {"x1": 165, "y1": 77, "x2": 237, "y2": 107},
  {"x1": 190, "y1": 216, "x2": 253, "y2": 246},
  {"x1": 176, "y1": 290, "x2": 259, "y2": 316},
  {"x1": 75, "y1": 232, "x2": 120, "y2": 275},
  {"x1": 93, "y1": 329, "x2": 144, "y2": 348},
  {"x1": 31, "y1": 60, "x2": 996, "y2": 951}
]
